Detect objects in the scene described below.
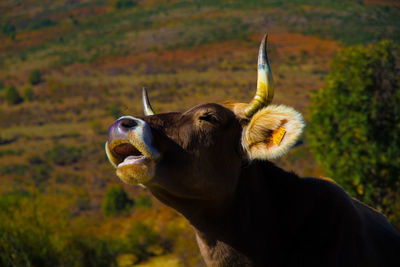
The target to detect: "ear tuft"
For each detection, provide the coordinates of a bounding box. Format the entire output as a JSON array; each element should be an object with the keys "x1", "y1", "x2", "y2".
[{"x1": 242, "y1": 105, "x2": 304, "y2": 160}]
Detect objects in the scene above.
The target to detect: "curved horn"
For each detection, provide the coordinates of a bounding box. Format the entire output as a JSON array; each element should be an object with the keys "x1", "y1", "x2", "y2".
[
  {"x1": 142, "y1": 87, "x2": 155, "y2": 116},
  {"x1": 244, "y1": 33, "x2": 274, "y2": 118}
]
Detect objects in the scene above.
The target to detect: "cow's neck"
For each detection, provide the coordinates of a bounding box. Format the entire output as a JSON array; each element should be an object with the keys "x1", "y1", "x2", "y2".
[
  {"x1": 193, "y1": 161, "x2": 300, "y2": 265},
  {"x1": 151, "y1": 160, "x2": 301, "y2": 266}
]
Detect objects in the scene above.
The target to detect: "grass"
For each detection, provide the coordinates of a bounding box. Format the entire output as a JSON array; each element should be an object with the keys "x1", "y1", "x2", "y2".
[
  {"x1": 1, "y1": 0, "x2": 398, "y2": 72},
  {"x1": 0, "y1": 122, "x2": 86, "y2": 139}
]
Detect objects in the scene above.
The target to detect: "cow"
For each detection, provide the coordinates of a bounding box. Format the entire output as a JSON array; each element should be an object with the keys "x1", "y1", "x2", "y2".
[{"x1": 105, "y1": 34, "x2": 400, "y2": 267}]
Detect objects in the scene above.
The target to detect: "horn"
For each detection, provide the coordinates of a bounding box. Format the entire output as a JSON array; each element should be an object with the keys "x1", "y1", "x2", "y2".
[
  {"x1": 142, "y1": 87, "x2": 155, "y2": 116},
  {"x1": 244, "y1": 33, "x2": 274, "y2": 118}
]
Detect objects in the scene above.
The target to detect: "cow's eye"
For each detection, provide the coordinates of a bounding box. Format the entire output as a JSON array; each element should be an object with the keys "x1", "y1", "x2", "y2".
[{"x1": 199, "y1": 113, "x2": 219, "y2": 124}]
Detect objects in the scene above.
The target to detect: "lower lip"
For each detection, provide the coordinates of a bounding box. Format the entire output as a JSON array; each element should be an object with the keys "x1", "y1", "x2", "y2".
[{"x1": 118, "y1": 155, "x2": 148, "y2": 168}]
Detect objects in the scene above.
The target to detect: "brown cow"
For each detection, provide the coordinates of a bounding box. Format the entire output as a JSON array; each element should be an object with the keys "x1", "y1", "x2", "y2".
[{"x1": 105, "y1": 34, "x2": 400, "y2": 266}]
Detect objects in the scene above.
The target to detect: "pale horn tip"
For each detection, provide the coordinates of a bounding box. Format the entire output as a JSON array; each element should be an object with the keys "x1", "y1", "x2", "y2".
[
  {"x1": 244, "y1": 33, "x2": 274, "y2": 118},
  {"x1": 142, "y1": 87, "x2": 156, "y2": 116}
]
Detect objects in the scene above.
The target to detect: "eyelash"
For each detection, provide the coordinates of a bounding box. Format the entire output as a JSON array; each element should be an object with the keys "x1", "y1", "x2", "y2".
[{"x1": 199, "y1": 113, "x2": 219, "y2": 124}]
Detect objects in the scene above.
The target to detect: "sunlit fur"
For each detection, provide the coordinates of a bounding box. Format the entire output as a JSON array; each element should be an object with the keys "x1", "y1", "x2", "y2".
[
  {"x1": 116, "y1": 160, "x2": 156, "y2": 185},
  {"x1": 223, "y1": 102, "x2": 305, "y2": 160},
  {"x1": 242, "y1": 105, "x2": 304, "y2": 160}
]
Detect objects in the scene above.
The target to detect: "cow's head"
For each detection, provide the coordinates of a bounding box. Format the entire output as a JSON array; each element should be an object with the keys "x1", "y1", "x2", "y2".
[{"x1": 105, "y1": 34, "x2": 304, "y2": 206}]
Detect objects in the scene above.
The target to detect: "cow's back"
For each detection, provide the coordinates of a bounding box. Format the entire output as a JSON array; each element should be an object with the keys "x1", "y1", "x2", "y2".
[
  {"x1": 351, "y1": 199, "x2": 400, "y2": 266},
  {"x1": 297, "y1": 177, "x2": 400, "y2": 266}
]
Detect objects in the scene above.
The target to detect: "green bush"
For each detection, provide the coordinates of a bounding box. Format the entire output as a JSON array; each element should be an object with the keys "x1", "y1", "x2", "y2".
[
  {"x1": 0, "y1": 149, "x2": 24, "y2": 157},
  {"x1": 23, "y1": 87, "x2": 34, "y2": 101},
  {"x1": 28, "y1": 155, "x2": 44, "y2": 165},
  {"x1": 114, "y1": 0, "x2": 137, "y2": 9},
  {"x1": 31, "y1": 165, "x2": 51, "y2": 186},
  {"x1": 0, "y1": 192, "x2": 59, "y2": 267},
  {"x1": 126, "y1": 222, "x2": 161, "y2": 262},
  {"x1": 26, "y1": 155, "x2": 52, "y2": 186},
  {"x1": 69, "y1": 15, "x2": 79, "y2": 26},
  {"x1": 0, "y1": 164, "x2": 29, "y2": 176},
  {"x1": 2, "y1": 22, "x2": 16, "y2": 39},
  {"x1": 62, "y1": 233, "x2": 120, "y2": 266},
  {"x1": 29, "y1": 19, "x2": 57, "y2": 30},
  {"x1": 5, "y1": 86, "x2": 23, "y2": 105},
  {"x1": 0, "y1": 222, "x2": 121, "y2": 267},
  {"x1": 28, "y1": 69, "x2": 42, "y2": 85},
  {"x1": 0, "y1": 192, "x2": 121, "y2": 267},
  {"x1": 308, "y1": 40, "x2": 400, "y2": 228},
  {"x1": 135, "y1": 195, "x2": 152, "y2": 208},
  {"x1": 102, "y1": 185, "x2": 134, "y2": 216},
  {"x1": 45, "y1": 144, "x2": 83, "y2": 166}
]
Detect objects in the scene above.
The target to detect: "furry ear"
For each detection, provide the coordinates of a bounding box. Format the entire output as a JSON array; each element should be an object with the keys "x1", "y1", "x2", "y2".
[{"x1": 242, "y1": 105, "x2": 304, "y2": 160}]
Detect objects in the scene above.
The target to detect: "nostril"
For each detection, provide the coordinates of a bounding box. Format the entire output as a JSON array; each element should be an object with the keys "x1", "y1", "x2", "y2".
[{"x1": 120, "y1": 118, "x2": 137, "y2": 129}]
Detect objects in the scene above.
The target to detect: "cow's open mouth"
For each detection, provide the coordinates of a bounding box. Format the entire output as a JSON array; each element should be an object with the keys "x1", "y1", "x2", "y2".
[
  {"x1": 106, "y1": 141, "x2": 151, "y2": 168},
  {"x1": 105, "y1": 116, "x2": 159, "y2": 185},
  {"x1": 113, "y1": 142, "x2": 147, "y2": 167},
  {"x1": 106, "y1": 139, "x2": 158, "y2": 185}
]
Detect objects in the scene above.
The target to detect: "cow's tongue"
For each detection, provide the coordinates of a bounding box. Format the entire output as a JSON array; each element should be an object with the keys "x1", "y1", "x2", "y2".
[
  {"x1": 119, "y1": 154, "x2": 146, "y2": 168},
  {"x1": 125, "y1": 155, "x2": 144, "y2": 160}
]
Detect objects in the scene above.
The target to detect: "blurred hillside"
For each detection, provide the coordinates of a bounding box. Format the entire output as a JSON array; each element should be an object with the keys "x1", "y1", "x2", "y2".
[{"x1": 0, "y1": 0, "x2": 399, "y2": 266}]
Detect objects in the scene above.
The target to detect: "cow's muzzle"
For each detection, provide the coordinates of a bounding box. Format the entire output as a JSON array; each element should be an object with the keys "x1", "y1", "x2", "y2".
[{"x1": 105, "y1": 116, "x2": 159, "y2": 184}]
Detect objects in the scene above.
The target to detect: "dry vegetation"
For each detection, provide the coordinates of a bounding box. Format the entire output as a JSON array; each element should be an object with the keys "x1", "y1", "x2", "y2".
[{"x1": 0, "y1": 0, "x2": 399, "y2": 265}]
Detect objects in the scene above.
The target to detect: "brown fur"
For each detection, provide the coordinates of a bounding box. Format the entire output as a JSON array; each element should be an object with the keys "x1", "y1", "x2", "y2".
[{"x1": 241, "y1": 104, "x2": 304, "y2": 160}]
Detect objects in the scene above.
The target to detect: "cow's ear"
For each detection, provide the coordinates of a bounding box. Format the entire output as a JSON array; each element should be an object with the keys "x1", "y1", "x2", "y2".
[{"x1": 241, "y1": 105, "x2": 304, "y2": 160}]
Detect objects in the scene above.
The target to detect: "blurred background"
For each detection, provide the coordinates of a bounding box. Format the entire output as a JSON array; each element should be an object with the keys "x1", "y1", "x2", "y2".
[{"x1": 0, "y1": 0, "x2": 399, "y2": 266}]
